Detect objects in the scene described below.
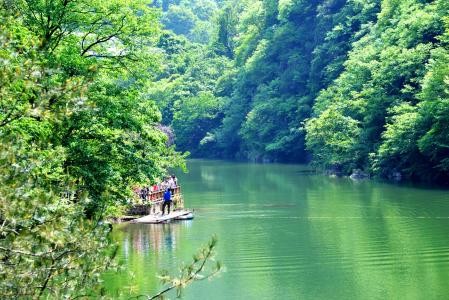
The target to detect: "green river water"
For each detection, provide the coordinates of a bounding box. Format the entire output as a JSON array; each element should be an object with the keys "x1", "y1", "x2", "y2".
[{"x1": 105, "y1": 160, "x2": 449, "y2": 299}]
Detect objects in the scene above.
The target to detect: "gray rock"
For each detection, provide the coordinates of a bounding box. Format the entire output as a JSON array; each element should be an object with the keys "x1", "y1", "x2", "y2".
[
  {"x1": 350, "y1": 169, "x2": 369, "y2": 180},
  {"x1": 390, "y1": 171, "x2": 402, "y2": 182}
]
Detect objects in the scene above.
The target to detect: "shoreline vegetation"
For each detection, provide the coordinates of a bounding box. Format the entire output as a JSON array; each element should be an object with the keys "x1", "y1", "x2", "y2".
[
  {"x1": 1, "y1": 0, "x2": 449, "y2": 299},
  {"x1": 0, "y1": 1, "x2": 218, "y2": 299}
]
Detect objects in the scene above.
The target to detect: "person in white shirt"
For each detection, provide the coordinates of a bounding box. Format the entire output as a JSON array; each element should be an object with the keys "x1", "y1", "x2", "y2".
[{"x1": 168, "y1": 176, "x2": 175, "y2": 194}]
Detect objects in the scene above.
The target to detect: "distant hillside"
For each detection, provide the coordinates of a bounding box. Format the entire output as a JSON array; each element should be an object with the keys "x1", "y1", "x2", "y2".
[
  {"x1": 151, "y1": 0, "x2": 223, "y2": 43},
  {"x1": 150, "y1": 0, "x2": 449, "y2": 184}
]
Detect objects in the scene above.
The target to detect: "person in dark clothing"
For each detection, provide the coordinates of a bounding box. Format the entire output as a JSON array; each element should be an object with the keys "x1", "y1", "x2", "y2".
[
  {"x1": 162, "y1": 189, "x2": 172, "y2": 215},
  {"x1": 140, "y1": 187, "x2": 148, "y2": 202}
]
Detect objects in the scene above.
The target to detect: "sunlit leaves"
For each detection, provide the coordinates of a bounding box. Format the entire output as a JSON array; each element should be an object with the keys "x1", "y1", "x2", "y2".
[
  {"x1": 306, "y1": 0, "x2": 449, "y2": 181},
  {"x1": 306, "y1": 106, "x2": 361, "y2": 169},
  {"x1": 0, "y1": 1, "x2": 185, "y2": 298}
]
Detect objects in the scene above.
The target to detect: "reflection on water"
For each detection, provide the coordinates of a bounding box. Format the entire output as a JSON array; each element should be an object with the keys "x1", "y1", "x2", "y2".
[
  {"x1": 105, "y1": 160, "x2": 449, "y2": 299},
  {"x1": 117, "y1": 221, "x2": 195, "y2": 256},
  {"x1": 122, "y1": 223, "x2": 179, "y2": 255},
  {"x1": 104, "y1": 222, "x2": 194, "y2": 298}
]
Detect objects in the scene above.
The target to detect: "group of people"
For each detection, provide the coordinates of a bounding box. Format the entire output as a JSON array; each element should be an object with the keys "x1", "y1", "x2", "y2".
[
  {"x1": 135, "y1": 175, "x2": 178, "y2": 201},
  {"x1": 133, "y1": 174, "x2": 178, "y2": 215}
]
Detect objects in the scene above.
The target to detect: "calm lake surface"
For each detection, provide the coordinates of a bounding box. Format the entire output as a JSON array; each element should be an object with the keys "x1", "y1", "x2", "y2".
[{"x1": 105, "y1": 160, "x2": 449, "y2": 299}]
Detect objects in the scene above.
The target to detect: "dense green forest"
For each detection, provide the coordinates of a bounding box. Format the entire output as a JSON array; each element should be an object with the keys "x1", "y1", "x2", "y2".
[
  {"x1": 152, "y1": 0, "x2": 224, "y2": 43},
  {"x1": 1, "y1": 0, "x2": 449, "y2": 298},
  {"x1": 156, "y1": 0, "x2": 449, "y2": 183},
  {"x1": 0, "y1": 0, "x2": 215, "y2": 298}
]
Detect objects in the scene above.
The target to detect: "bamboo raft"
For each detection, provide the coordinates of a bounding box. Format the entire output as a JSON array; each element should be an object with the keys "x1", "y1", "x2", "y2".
[
  {"x1": 133, "y1": 210, "x2": 194, "y2": 224},
  {"x1": 126, "y1": 186, "x2": 194, "y2": 223}
]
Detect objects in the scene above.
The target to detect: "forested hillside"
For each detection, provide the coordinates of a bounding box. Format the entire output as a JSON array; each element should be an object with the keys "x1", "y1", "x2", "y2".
[
  {"x1": 1, "y1": 0, "x2": 449, "y2": 297},
  {"x1": 152, "y1": 0, "x2": 224, "y2": 43},
  {"x1": 159, "y1": 0, "x2": 449, "y2": 183}
]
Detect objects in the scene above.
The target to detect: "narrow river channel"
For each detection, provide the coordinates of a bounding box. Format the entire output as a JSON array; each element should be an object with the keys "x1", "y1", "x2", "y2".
[{"x1": 105, "y1": 160, "x2": 449, "y2": 299}]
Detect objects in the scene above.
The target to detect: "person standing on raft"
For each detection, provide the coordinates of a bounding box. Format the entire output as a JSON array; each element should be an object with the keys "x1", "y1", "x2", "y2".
[{"x1": 162, "y1": 189, "x2": 172, "y2": 215}]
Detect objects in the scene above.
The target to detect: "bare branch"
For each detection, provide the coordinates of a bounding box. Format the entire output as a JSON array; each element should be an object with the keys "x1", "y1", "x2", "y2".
[
  {"x1": 148, "y1": 237, "x2": 221, "y2": 300},
  {"x1": 0, "y1": 111, "x2": 23, "y2": 128},
  {"x1": 81, "y1": 15, "x2": 127, "y2": 56},
  {"x1": 0, "y1": 246, "x2": 46, "y2": 257}
]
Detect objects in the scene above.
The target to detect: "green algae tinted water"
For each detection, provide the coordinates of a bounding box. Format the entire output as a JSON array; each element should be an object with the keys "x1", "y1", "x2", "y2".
[{"x1": 104, "y1": 160, "x2": 449, "y2": 299}]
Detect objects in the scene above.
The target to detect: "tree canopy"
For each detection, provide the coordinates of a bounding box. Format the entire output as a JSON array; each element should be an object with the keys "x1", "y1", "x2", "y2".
[
  {"x1": 2, "y1": 0, "x2": 449, "y2": 297},
  {"x1": 0, "y1": 1, "x2": 186, "y2": 297},
  {"x1": 159, "y1": 0, "x2": 449, "y2": 183}
]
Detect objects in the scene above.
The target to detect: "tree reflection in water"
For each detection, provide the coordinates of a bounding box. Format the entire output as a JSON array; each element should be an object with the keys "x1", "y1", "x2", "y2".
[{"x1": 119, "y1": 222, "x2": 193, "y2": 259}]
